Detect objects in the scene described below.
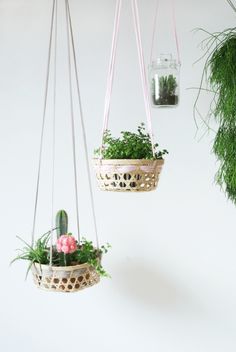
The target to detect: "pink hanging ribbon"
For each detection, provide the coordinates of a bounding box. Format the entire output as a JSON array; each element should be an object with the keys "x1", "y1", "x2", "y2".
[
  {"x1": 100, "y1": 0, "x2": 155, "y2": 158},
  {"x1": 131, "y1": 0, "x2": 155, "y2": 156},
  {"x1": 100, "y1": 0, "x2": 122, "y2": 156},
  {"x1": 150, "y1": 0, "x2": 181, "y2": 65}
]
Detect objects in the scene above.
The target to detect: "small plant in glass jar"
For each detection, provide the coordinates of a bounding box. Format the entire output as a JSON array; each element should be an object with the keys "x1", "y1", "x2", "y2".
[{"x1": 150, "y1": 54, "x2": 180, "y2": 108}]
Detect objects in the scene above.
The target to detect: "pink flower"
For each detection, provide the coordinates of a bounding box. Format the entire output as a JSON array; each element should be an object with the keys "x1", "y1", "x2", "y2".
[
  {"x1": 61, "y1": 245, "x2": 69, "y2": 254},
  {"x1": 56, "y1": 234, "x2": 77, "y2": 254}
]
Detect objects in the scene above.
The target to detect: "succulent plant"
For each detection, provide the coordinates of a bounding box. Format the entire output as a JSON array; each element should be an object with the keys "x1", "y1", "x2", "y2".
[
  {"x1": 159, "y1": 74, "x2": 177, "y2": 99},
  {"x1": 56, "y1": 210, "x2": 68, "y2": 238},
  {"x1": 152, "y1": 74, "x2": 178, "y2": 106}
]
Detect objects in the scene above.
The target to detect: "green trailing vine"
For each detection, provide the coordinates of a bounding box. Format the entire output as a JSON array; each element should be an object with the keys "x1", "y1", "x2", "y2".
[{"x1": 194, "y1": 0, "x2": 236, "y2": 204}]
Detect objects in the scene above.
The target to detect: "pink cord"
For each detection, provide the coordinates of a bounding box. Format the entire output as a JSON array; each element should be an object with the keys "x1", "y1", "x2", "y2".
[
  {"x1": 131, "y1": 0, "x2": 155, "y2": 156},
  {"x1": 100, "y1": 0, "x2": 122, "y2": 152},
  {"x1": 150, "y1": 0, "x2": 159, "y2": 65},
  {"x1": 150, "y1": 0, "x2": 181, "y2": 65},
  {"x1": 100, "y1": 0, "x2": 155, "y2": 157}
]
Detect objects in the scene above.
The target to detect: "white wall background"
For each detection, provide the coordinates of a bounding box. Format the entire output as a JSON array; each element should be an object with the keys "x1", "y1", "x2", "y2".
[{"x1": 1, "y1": 0, "x2": 236, "y2": 351}]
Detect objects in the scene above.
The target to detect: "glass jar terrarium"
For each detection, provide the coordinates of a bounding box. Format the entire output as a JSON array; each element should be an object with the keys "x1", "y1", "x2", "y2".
[{"x1": 149, "y1": 54, "x2": 180, "y2": 108}]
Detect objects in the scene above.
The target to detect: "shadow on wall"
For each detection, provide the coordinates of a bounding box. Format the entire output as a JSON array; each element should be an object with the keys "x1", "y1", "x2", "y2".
[{"x1": 112, "y1": 258, "x2": 202, "y2": 314}]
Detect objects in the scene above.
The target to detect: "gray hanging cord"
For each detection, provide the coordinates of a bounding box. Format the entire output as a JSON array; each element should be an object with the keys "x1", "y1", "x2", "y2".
[
  {"x1": 65, "y1": 0, "x2": 81, "y2": 243},
  {"x1": 66, "y1": 0, "x2": 100, "y2": 249},
  {"x1": 50, "y1": 0, "x2": 58, "y2": 267},
  {"x1": 171, "y1": 0, "x2": 181, "y2": 65},
  {"x1": 31, "y1": 0, "x2": 56, "y2": 247}
]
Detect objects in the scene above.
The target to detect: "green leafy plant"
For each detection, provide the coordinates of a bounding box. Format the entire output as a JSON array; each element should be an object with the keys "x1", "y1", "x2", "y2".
[
  {"x1": 11, "y1": 231, "x2": 56, "y2": 278},
  {"x1": 152, "y1": 74, "x2": 178, "y2": 106},
  {"x1": 11, "y1": 210, "x2": 110, "y2": 277},
  {"x1": 194, "y1": 0, "x2": 236, "y2": 204},
  {"x1": 94, "y1": 123, "x2": 168, "y2": 160}
]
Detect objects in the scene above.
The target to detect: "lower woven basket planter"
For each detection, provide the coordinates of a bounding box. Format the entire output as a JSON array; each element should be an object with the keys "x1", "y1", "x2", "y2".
[
  {"x1": 93, "y1": 158, "x2": 164, "y2": 192},
  {"x1": 31, "y1": 262, "x2": 100, "y2": 293}
]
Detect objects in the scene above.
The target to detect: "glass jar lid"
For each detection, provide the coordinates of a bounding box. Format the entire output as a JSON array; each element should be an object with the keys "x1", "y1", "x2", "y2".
[{"x1": 151, "y1": 54, "x2": 180, "y2": 69}]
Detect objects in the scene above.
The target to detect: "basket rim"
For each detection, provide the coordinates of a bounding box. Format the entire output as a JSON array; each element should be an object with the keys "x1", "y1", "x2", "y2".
[
  {"x1": 32, "y1": 261, "x2": 96, "y2": 272},
  {"x1": 93, "y1": 158, "x2": 164, "y2": 165}
]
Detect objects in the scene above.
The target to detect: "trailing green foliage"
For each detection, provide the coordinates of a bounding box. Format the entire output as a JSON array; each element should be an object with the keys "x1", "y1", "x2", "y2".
[
  {"x1": 77, "y1": 239, "x2": 111, "y2": 277},
  {"x1": 95, "y1": 123, "x2": 168, "y2": 160},
  {"x1": 194, "y1": 1, "x2": 236, "y2": 204}
]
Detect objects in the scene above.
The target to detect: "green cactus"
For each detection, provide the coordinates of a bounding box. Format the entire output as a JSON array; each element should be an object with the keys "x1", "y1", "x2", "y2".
[{"x1": 56, "y1": 210, "x2": 68, "y2": 238}]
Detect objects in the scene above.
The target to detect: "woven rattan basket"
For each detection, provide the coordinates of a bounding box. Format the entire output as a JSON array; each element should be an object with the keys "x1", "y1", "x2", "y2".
[
  {"x1": 31, "y1": 262, "x2": 100, "y2": 293},
  {"x1": 93, "y1": 158, "x2": 164, "y2": 192}
]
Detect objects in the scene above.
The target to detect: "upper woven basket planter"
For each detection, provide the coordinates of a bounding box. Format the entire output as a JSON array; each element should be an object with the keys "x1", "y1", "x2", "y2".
[
  {"x1": 93, "y1": 158, "x2": 164, "y2": 192},
  {"x1": 93, "y1": 124, "x2": 167, "y2": 192},
  {"x1": 95, "y1": 1, "x2": 168, "y2": 192}
]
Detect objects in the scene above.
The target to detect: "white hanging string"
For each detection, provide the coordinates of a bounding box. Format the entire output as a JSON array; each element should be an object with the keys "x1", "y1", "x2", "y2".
[
  {"x1": 66, "y1": 0, "x2": 100, "y2": 249},
  {"x1": 150, "y1": 0, "x2": 181, "y2": 65},
  {"x1": 100, "y1": 0, "x2": 155, "y2": 157},
  {"x1": 65, "y1": 0, "x2": 81, "y2": 243},
  {"x1": 100, "y1": 0, "x2": 122, "y2": 152},
  {"x1": 171, "y1": 0, "x2": 181, "y2": 65},
  {"x1": 131, "y1": 0, "x2": 155, "y2": 156},
  {"x1": 31, "y1": 0, "x2": 56, "y2": 247},
  {"x1": 50, "y1": 0, "x2": 58, "y2": 267}
]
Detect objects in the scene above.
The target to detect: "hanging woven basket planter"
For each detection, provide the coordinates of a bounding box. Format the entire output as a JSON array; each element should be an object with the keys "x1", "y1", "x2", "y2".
[
  {"x1": 12, "y1": 210, "x2": 109, "y2": 293},
  {"x1": 11, "y1": 1, "x2": 109, "y2": 293},
  {"x1": 30, "y1": 210, "x2": 104, "y2": 293},
  {"x1": 94, "y1": 0, "x2": 168, "y2": 193},
  {"x1": 93, "y1": 123, "x2": 167, "y2": 192},
  {"x1": 32, "y1": 262, "x2": 100, "y2": 293},
  {"x1": 93, "y1": 158, "x2": 164, "y2": 192}
]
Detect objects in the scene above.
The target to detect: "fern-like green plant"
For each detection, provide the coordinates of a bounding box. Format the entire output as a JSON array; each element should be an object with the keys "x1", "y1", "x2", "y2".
[
  {"x1": 152, "y1": 74, "x2": 178, "y2": 106},
  {"x1": 194, "y1": 0, "x2": 236, "y2": 204},
  {"x1": 94, "y1": 123, "x2": 168, "y2": 160}
]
